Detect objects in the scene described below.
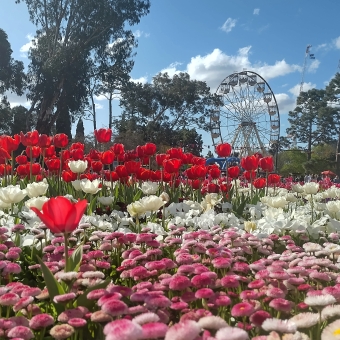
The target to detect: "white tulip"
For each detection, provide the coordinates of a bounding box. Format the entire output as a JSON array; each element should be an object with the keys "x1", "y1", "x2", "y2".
[
  {"x1": 127, "y1": 201, "x2": 145, "y2": 217},
  {"x1": 139, "y1": 195, "x2": 165, "y2": 212},
  {"x1": 26, "y1": 181, "x2": 49, "y2": 198},
  {"x1": 80, "y1": 179, "x2": 102, "y2": 194},
  {"x1": 69, "y1": 160, "x2": 88, "y2": 173},
  {"x1": 292, "y1": 184, "x2": 304, "y2": 193},
  {"x1": 303, "y1": 182, "x2": 319, "y2": 195},
  {"x1": 25, "y1": 196, "x2": 49, "y2": 210},
  {"x1": 0, "y1": 185, "x2": 27, "y2": 204},
  {"x1": 71, "y1": 180, "x2": 84, "y2": 191},
  {"x1": 140, "y1": 181, "x2": 159, "y2": 195},
  {"x1": 97, "y1": 196, "x2": 114, "y2": 206}
]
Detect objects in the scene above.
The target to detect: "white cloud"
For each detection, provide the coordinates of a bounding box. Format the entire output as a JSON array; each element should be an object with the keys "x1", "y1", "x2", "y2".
[
  {"x1": 5, "y1": 91, "x2": 30, "y2": 108},
  {"x1": 95, "y1": 103, "x2": 103, "y2": 110},
  {"x1": 20, "y1": 34, "x2": 34, "y2": 57},
  {"x1": 159, "y1": 48, "x2": 301, "y2": 92},
  {"x1": 160, "y1": 62, "x2": 182, "y2": 78},
  {"x1": 220, "y1": 18, "x2": 237, "y2": 33},
  {"x1": 308, "y1": 59, "x2": 320, "y2": 73},
  {"x1": 274, "y1": 93, "x2": 296, "y2": 114},
  {"x1": 133, "y1": 30, "x2": 150, "y2": 38},
  {"x1": 253, "y1": 8, "x2": 260, "y2": 15},
  {"x1": 334, "y1": 36, "x2": 340, "y2": 49},
  {"x1": 288, "y1": 82, "x2": 316, "y2": 97},
  {"x1": 131, "y1": 76, "x2": 148, "y2": 84}
]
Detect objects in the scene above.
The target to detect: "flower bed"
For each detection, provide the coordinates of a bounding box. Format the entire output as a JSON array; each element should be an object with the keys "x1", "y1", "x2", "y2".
[{"x1": 0, "y1": 131, "x2": 338, "y2": 339}]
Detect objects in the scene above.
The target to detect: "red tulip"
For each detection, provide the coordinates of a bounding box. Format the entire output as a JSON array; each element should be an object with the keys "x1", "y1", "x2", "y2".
[
  {"x1": 183, "y1": 152, "x2": 194, "y2": 165},
  {"x1": 104, "y1": 171, "x2": 119, "y2": 182},
  {"x1": 111, "y1": 143, "x2": 125, "y2": 155},
  {"x1": 136, "y1": 167, "x2": 151, "y2": 180},
  {"x1": 45, "y1": 158, "x2": 61, "y2": 172},
  {"x1": 30, "y1": 163, "x2": 42, "y2": 175},
  {"x1": 125, "y1": 161, "x2": 141, "y2": 174},
  {"x1": 70, "y1": 142, "x2": 85, "y2": 151},
  {"x1": 190, "y1": 179, "x2": 201, "y2": 190},
  {"x1": 208, "y1": 165, "x2": 221, "y2": 179},
  {"x1": 166, "y1": 148, "x2": 183, "y2": 159},
  {"x1": 0, "y1": 148, "x2": 11, "y2": 160},
  {"x1": 115, "y1": 165, "x2": 129, "y2": 178},
  {"x1": 163, "y1": 159, "x2": 182, "y2": 174},
  {"x1": 16, "y1": 165, "x2": 28, "y2": 177},
  {"x1": 241, "y1": 155, "x2": 259, "y2": 171},
  {"x1": 186, "y1": 165, "x2": 206, "y2": 179},
  {"x1": 44, "y1": 145, "x2": 56, "y2": 158},
  {"x1": 156, "y1": 154, "x2": 169, "y2": 167},
  {"x1": 69, "y1": 148, "x2": 83, "y2": 161},
  {"x1": 228, "y1": 166, "x2": 240, "y2": 179},
  {"x1": 143, "y1": 143, "x2": 157, "y2": 156},
  {"x1": 243, "y1": 170, "x2": 256, "y2": 181},
  {"x1": 253, "y1": 177, "x2": 266, "y2": 189},
  {"x1": 259, "y1": 157, "x2": 274, "y2": 173},
  {"x1": 60, "y1": 150, "x2": 71, "y2": 162},
  {"x1": 31, "y1": 196, "x2": 87, "y2": 234},
  {"x1": 38, "y1": 134, "x2": 53, "y2": 148},
  {"x1": 101, "y1": 150, "x2": 115, "y2": 165},
  {"x1": 91, "y1": 161, "x2": 103, "y2": 173},
  {"x1": 192, "y1": 157, "x2": 206, "y2": 166},
  {"x1": 268, "y1": 174, "x2": 281, "y2": 185},
  {"x1": 206, "y1": 183, "x2": 220, "y2": 193},
  {"x1": 136, "y1": 145, "x2": 145, "y2": 158},
  {"x1": 20, "y1": 130, "x2": 39, "y2": 146},
  {"x1": 216, "y1": 143, "x2": 231, "y2": 157},
  {"x1": 0, "y1": 135, "x2": 20, "y2": 152},
  {"x1": 26, "y1": 146, "x2": 41, "y2": 159},
  {"x1": 53, "y1": 134, "x2": 69, "y2": 148},
  {"x1": 0, "y1": 164, "x2": 12, "y2": 176},
  {"x1": 62, "y1": 170, "x2": 77, "y2": 182},
  {"x1": 16, "y1": 155, "x2": 28, "y2": 165},
  {"x1": 94, "y1": 128, "x2": 112, "y2": 143},
  {"x1": 220, "y1": 183, "x2": 232, "y2": 193},
  {"x1": 124, "y1": 150, "x2": 138, "y2": 161},
  {"x1": 88, "y1": 149, "x2": 102, "y2": 160}
]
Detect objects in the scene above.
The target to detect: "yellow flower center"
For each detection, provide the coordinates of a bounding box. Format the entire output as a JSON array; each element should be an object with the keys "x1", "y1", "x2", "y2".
[{"x1": 333, "y1": 329, "x2": 340, "y2": 335}]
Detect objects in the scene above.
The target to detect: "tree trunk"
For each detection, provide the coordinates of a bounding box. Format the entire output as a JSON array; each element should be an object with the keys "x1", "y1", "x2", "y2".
[
  {"x1": 336, "y1": 131, "x2": 340, "y2": 175},
  {"x1": 91, "y1": 94, "x2": 97, "y2": 148},
  {"x1": 109, "y1": 93, "x2": 113, "y2": 130}
]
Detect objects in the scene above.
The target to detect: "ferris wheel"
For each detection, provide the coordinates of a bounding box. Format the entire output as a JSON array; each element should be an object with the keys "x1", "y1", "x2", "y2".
[{"x1": 210, "y1": 71, "x2": 280, "y2": 158}]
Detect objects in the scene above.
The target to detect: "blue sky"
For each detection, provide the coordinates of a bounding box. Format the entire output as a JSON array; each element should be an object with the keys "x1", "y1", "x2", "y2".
[{"x1": 2, "y1": 1, "x2": 340, "y2": 155}]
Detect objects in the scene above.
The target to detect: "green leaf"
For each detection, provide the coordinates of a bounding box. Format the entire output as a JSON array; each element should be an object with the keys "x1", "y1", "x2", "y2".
[
  {"x1": 133, "y1": 189, "x2": 142, "y2": 202},
  {"x1": 69, "y1": 245, "x2": 83, "y2": 272},
  {"x1": 74, "y1": 279, "x2": 111, "y2": 309},
  {"x1": 37, "y1": 256, "x2": 65, "y2": 314}
]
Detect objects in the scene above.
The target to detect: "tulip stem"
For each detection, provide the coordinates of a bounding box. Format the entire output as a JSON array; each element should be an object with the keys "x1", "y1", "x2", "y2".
[{"x1": 64, "y1": 232, "x2": 69, "y2": 272}]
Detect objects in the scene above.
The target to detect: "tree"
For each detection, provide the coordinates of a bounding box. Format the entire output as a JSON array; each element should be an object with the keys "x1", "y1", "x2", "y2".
[
  {"x1": 303, "y1": 143, "x2": 336, "y2": 174},
  {"x1": 16, "y1": 0, "x2": 151, "y2": 134},
  {"x1": 0, "y1": 28, "x2": 25, "y2": 97},
  {"x1": 277, "y1": 149, "x2": 308, "y2": 176},
  {"x1": 325, "y1": 73, "x2": 340, "y2": 173},
  {"x1": 119, "y1": 72, "x2": 222, "y2": 140},
  {"x1": 286, "y1": 89, "x2": 335, "y2": 160},
  {"x1": 74, "y1": 118, "x2": 85, "y2": 143}
]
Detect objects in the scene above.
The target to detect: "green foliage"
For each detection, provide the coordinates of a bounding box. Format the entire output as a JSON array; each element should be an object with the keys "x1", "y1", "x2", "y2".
[
  {"x1": 0, "y1": 28, "x2": 25, "y2": 96},
  {"x1": 120, "y1": 72, "x2": 222, "y2": 132},
  {"x1": 16, "y1": 0, "x2": 151, "y2": 134},
  {"x1": 277, "y1": 149, "x2": 308, "y2": 176}
]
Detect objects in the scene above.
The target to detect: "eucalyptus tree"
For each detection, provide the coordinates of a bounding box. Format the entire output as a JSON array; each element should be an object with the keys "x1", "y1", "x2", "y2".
[
  {"x1": 286, "y1": 89, "x2": 336, "y2": 160},
  {"x1": 15, "y1": 0, "x2": 150, "y2": 134},
  {"x1": 119, "y1": 72, "x2": 222, "y2": 139},
  {"x1": 0, "y1": 28, "x2": 25, "y2": 97}
]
